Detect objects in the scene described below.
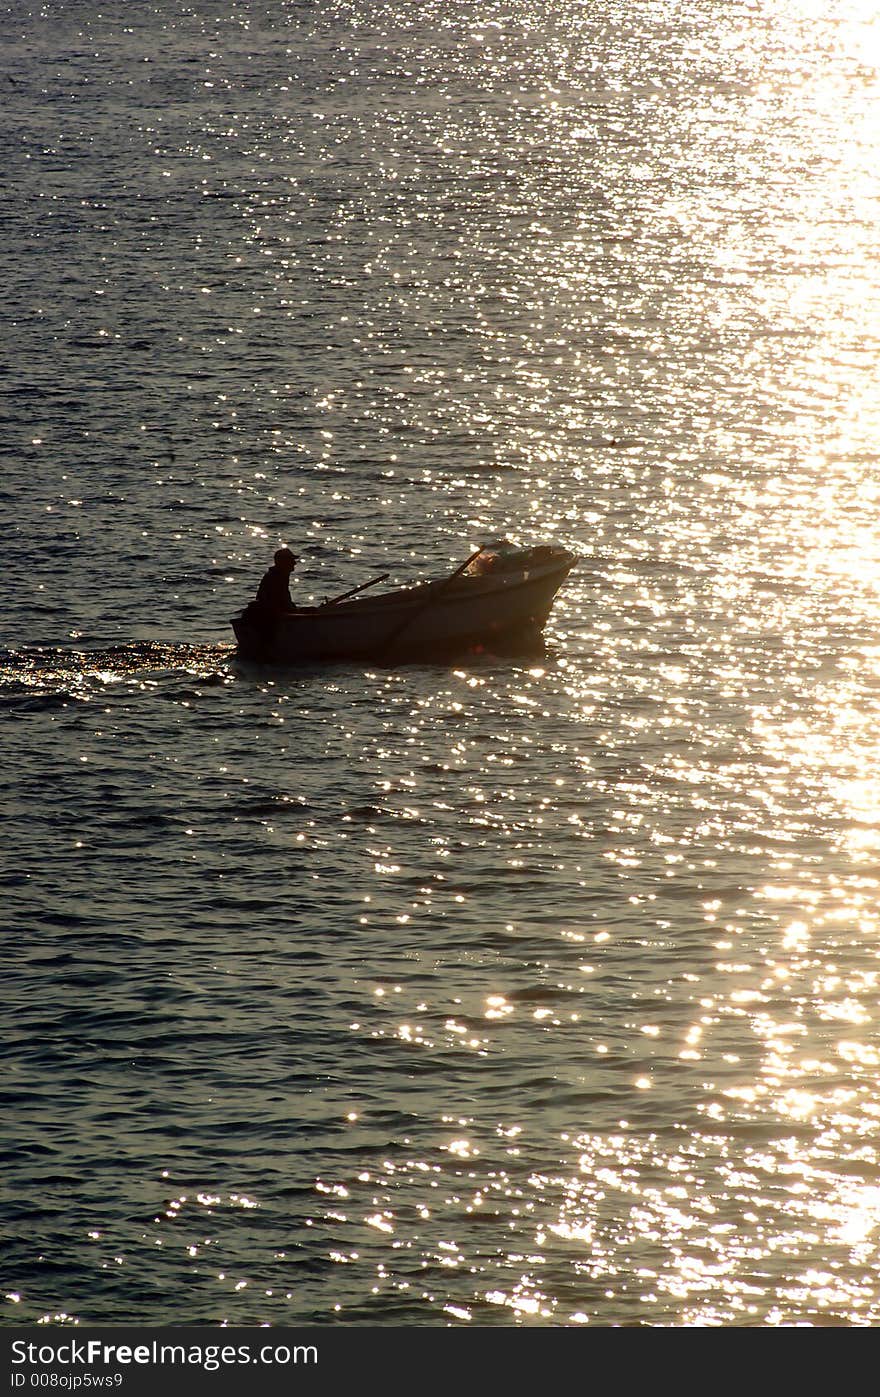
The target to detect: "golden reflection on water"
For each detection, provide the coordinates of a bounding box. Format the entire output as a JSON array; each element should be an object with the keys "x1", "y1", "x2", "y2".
[
  {"x1": 304, "y1": 285, "x2": 880, "y2": 1320},
  {"x1": 704, "y1": 0, "x2": 880, "y2": 1304}
]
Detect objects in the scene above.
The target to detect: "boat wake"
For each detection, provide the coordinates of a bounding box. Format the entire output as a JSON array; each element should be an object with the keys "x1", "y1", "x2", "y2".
[{"x1": 0, "y1": 641, "x2": 235, "y2": 706}]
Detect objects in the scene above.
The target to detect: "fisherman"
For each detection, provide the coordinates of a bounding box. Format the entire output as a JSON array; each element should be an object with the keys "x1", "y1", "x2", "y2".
[{"x1": 253, "y1": 547, "x2": 299, "y2": 614}]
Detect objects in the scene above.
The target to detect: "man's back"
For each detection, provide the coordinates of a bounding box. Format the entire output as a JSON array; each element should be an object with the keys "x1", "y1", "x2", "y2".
[{"x1": 256, "y1": 564, "x2": 293, "y2": 612}]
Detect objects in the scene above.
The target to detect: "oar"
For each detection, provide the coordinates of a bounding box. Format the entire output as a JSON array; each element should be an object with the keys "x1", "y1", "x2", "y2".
[
  {"x1": 379, "y1": 547, "x2": 485, "y2": 659},
  {"x1": 321, "y1": 573, "x2": 390, "y2": 607}
]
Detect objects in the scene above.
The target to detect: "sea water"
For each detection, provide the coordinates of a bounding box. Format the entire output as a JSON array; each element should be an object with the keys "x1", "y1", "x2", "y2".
[{"x1": 4, "y1": 0, "x2": 880, "y2": 1326}]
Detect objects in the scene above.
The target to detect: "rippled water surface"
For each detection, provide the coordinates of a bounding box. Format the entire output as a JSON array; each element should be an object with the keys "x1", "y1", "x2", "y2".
[{"x1": 5, "y1": 0, "x2": 880, "y2": 1327}]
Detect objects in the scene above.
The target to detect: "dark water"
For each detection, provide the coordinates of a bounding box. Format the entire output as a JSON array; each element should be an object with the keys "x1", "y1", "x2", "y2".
[{"x1": 5, "y1": 0, "x2": 880, "y2": 1326}]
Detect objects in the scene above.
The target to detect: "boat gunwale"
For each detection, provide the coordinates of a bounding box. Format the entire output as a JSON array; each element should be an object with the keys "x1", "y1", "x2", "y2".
[{"x1": 266, "y1": 554, "x2": 577, "y2": 626}]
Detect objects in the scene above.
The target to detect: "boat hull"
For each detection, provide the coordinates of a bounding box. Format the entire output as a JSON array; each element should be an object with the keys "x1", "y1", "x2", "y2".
[{"x1": 232, "y1": 551, "x2": 575, "y2": 664}]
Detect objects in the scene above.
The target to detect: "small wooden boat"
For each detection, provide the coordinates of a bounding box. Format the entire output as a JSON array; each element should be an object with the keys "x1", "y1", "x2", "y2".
[{"x1": 231, "y1": 542, "x2": 576, "y2": 664}]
